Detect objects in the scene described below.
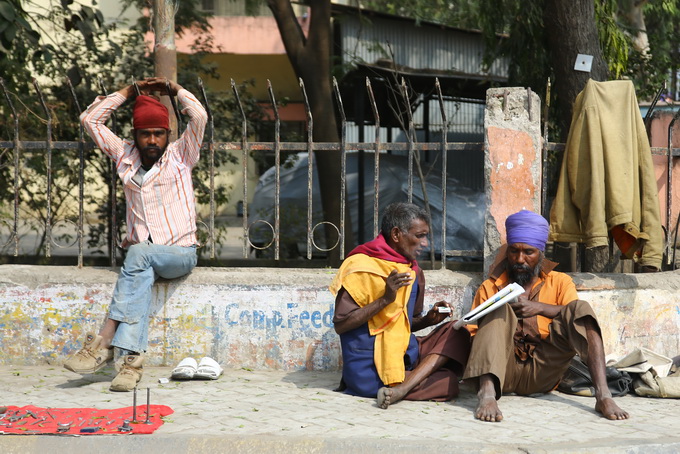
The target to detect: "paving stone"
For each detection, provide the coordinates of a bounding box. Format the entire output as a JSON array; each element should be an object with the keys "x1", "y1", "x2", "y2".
[{"x1": 1, "y1": 365, "x2": 679, "y2": 453}]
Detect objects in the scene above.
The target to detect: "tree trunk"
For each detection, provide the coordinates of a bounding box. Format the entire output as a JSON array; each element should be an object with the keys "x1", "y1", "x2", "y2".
[
  {"x1": 268, "y1": 0, "x2": 354, "y2": 265},
  {"x1": 544, "y1": 0, "x2": 609, "y2": 272},
  {"x1": 543, "y1": 0, "x2": 609, "y2": 137},
  {"x1": 153, "y1": 0, "x2": 179, "y2": 139}
]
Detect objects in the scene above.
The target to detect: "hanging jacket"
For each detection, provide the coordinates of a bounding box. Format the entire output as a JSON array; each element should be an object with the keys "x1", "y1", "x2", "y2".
[{"x1": 549, "y1": 79, "x2": 663, "y2": 269}]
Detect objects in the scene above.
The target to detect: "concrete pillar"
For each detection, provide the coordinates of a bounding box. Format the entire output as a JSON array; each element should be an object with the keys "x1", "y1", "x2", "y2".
[
  {"x1": 648, "y1": 111, "x2": 680, "y2": 230},
  {"x1": 483, "y1": 88, "x2": 542, "y2": 273}
]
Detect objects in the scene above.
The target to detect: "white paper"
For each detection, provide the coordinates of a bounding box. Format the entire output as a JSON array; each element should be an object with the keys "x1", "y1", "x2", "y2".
[{"x1": 453, "y1": 282, "x2": 524, "y2": 329}]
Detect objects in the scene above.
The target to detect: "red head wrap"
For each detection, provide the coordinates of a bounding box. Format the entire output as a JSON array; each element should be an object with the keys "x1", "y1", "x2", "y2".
[{"x1": 133, "y1": 95, "x2": 169, "y2": 130}]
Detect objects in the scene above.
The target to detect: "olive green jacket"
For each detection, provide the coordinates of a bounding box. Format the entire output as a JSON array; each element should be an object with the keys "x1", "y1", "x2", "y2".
[{"x1": 549, "y1": 79, "x2": 663, "y2": 269}]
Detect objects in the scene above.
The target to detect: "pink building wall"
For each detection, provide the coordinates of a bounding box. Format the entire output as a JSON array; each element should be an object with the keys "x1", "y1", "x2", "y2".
[{"x1": 174, "y1": 16, "x2": 309, "y2": 55}]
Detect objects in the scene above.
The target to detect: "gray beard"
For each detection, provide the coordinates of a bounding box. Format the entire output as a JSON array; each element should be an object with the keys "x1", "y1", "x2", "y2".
[{"x1": 509, "y1": 257, "x2": 543, "y2": 287}]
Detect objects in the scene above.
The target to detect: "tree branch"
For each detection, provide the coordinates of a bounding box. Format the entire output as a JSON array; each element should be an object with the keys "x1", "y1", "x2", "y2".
[{"x1": 267, "y1": 0, "x2": 306, "y2": 66}]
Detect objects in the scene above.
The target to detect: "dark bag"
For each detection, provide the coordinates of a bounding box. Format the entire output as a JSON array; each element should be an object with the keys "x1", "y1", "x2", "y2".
[{"x1": 557, "y1": 355, "x2": 632, "y2": 397}]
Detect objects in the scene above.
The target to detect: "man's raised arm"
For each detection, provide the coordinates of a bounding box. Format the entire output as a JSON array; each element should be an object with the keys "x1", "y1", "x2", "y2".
[
  {"x1": 170, "y1": 81, "x2": 207, "y2": 168},
  {"x1": 79, "y1": 89, "x2": 128, "y2": 162}
]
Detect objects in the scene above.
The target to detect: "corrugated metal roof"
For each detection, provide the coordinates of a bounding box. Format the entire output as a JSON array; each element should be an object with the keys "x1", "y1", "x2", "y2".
[{"x1": 336, "y1": 11, "x2": 508, "y2": 80}]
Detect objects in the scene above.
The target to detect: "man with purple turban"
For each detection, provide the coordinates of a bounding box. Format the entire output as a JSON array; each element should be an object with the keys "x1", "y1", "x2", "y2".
[{"x1": 463, "y1": 210, "x2": 629, "y2": 422}]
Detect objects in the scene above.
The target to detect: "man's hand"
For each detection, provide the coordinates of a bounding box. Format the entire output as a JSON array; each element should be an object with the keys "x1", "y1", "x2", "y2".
[
  {"x1": 423, "y1": 301, "x2": 453, "y2": 325},
  {"x1": 510, "y1": 296, "x2": 561, "y2": 319},
  {"x1": 382, "y1": 269, "x2": 413, "y2": 304},
  {"x1": 117, "y1": 78, "x2": 184, "y2": 99},
  {"x1": 138, "y1": 77, "x2": 183, "y2": 96}
]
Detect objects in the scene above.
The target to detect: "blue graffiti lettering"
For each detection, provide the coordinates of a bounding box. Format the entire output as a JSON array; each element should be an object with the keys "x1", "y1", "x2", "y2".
[
  {"x1": 311, "y1": 311, "x2": 322, "y2": 328},
  {"x1": 287, "y1": 303, "x2": 298, "y2": 328},
  {"x1": 253, "y1": 311, "x2": 266, "y2": 329},
  {"x1": 300, "y1": 311, "x2": 310, "y2": 327},
  {"x1": 239, "y1": 310, "x2": 251, "y2": 326},
  {"x1": 225, "y1": 303, "x2": 238, "y2": 326},
  {"x1": 222, "y1": 303, "x2": 336, "y2": 330},
  {"x1": 323, "y1": 304, "x2": 333, "y2": 327},
  {"x1": 267, "y1": 311, "x2": 283, "y2": 329}
]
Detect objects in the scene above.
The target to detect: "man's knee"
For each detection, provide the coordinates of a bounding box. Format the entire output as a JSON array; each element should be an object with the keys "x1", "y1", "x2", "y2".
[
  {"x1": 560, "y1": 300, "x2": 598, "y2": 325},
  {"x1": 125, "y1": 242, "x2": 151, "y2": 258},
  {"x1": 568, "y1": 300, "x2": 601, "y2": 333},
  {"x1": 121, "y1": 242, "x2": 153, "y2": 271}
]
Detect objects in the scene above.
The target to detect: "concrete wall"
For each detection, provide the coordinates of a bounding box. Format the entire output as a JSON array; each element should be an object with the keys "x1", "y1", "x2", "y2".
[{"x1": 0, "y1": 265, "x2": 678, "y2": 370}]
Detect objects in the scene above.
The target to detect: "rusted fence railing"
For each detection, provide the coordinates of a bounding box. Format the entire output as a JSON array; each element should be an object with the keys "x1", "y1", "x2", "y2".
[{"x1": 3, "y1": 76, "x2": 680, "y2": 269}]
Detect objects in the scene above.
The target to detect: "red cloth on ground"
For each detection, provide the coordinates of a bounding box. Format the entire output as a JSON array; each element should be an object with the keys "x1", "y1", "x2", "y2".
[{"x1": 0, "y1": 404, "x2": 173, "y2": 435}]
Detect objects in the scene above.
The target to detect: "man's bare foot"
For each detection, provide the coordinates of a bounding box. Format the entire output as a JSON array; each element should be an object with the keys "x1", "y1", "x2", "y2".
[
  {"x1": 377, "y1": 386, "x2": 407, "y2": 409},
  {"x1": 595, "y1": 396, "x2": 629, "y2": 420},
  {"x1": 475, "y1": 394, "x2": 503, "y2": 422},
  {"x1": 475, "y1": 374, "x2": 503, "y2": 422}
]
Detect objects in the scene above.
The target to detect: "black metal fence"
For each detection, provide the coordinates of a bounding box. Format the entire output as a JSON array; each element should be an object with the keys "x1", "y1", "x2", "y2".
[
  {"x1": 1, "y1": 76, "x2": 679, "y2": 269},
  {"x1": 1, "y1": 76, "x2": 489, "y2": 268}
]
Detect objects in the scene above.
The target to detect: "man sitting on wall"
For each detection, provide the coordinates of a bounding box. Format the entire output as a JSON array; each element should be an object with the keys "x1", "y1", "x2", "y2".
[
  {"x1": 330, "y1": 202, "x2": 470, "y2": 408},
  {"x1": 464, "y1": 210, "x2": 629, "y2": 421},
  {"x1": 63, "y1": 77, "x2": 207, "y2": 391}
]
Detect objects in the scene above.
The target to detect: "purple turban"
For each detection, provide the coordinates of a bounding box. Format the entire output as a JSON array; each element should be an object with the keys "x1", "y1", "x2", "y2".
[{"x1": 505, "y1": 210, "x2": 549, "y2": 251}]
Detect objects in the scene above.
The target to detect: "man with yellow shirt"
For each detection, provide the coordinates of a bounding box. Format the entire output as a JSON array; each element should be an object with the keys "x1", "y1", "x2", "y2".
[
  {"x1": 463, "y1": 210, "x2": 629, "y2": 422},
  {"x1": 330, "y1": 202, "x2": 470, "y2": 408}
]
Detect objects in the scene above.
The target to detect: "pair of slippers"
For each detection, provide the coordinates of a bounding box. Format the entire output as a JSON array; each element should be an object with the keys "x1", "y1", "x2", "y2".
[{"x1": 171, "y1": 357, "x2": 223, "y2": 380}]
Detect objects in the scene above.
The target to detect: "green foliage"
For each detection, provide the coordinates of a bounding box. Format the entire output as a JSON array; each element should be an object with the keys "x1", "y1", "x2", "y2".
[
  {"x1": 363, "y1": 0, "x2": 677, "y2": 101},
  {"x1": 632, "y1": 0, "x2": 680, "y2": 100},
  {"x1": 0, "y1": 1, "x2": 113, "y2": 93},
  {"x1": 595, "y1": 0, "x2": 629, "y2": 80},
  {"x1": 362, "y1": 0, "x2": 479, "y2": 29},
  {"x1": 371, "y1": 0, "x2": 641, "y2": 84},
  {"x1": 120, "y1": 0, "x2": 211, "y2": 36}
]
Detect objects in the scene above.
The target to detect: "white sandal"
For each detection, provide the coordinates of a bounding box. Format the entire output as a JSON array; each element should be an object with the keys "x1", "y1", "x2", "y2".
[
  {"x1": 171, "y1": 357, "x2": 198, "y2": 380},
  {"x1": 194, "y1": 357, "x2": 223, "y2": 380}
]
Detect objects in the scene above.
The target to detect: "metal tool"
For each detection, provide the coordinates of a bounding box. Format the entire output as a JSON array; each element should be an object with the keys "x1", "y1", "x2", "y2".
[
  {"x1": 30, "y1": 417, "x2": 46, "y2": 426},
  {"x1": 144, "y1": 387, "x2": 152, "y2": 424},
  {"x1": 118, "y1": 419, "x2": 132, "y2": 433},
  {"x1": 132, "y1": 387, "x2": 138, "y2": 423},
  {"x1": 56, "y1": 422, "x2": 72, "y2": 433},
  {"x1": 8, "y1": 412, "x2": 25, "y2": 422}
]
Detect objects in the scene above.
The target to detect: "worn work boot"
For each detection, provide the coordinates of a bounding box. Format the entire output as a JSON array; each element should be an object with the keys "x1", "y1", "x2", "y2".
[
  {"x1": 63, "y1": 333, "x2": 114, "y2": 374},
  {"x1": 110, "y1": 354, "x2": 144, "y2": 392}
]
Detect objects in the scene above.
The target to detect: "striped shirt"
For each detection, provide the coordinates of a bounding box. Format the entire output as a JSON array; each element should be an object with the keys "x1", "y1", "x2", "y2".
[{"x1": 80, "y1": 89, "x2": 207, "y2": 248}]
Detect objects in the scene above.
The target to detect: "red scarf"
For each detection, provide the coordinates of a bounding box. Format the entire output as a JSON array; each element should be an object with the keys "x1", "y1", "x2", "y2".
[{"x1": 348, "y1": 233, "x2": 419, "y2": 272}]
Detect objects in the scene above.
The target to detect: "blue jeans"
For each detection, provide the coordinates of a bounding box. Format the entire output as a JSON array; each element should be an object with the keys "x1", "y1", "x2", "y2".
[{"x1": 108, "y1": 241, "x2": 197, "y2": 353}]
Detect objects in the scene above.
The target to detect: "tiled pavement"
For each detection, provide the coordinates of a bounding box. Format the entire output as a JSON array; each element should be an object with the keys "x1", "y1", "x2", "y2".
[{"x1": 1, "y1": 365, "x2": 679, "y2": 453}]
